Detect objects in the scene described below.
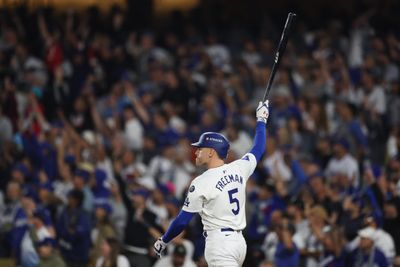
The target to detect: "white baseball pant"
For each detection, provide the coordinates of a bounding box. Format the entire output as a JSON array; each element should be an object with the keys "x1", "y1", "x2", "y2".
[{"x1": 204, "y1": 229, "x2": 247, "y2": 267}]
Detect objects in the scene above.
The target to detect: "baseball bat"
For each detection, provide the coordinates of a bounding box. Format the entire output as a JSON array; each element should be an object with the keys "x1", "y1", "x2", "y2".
[{"x1": 262, "y1": 12, "x2": 297, "y2": 101}]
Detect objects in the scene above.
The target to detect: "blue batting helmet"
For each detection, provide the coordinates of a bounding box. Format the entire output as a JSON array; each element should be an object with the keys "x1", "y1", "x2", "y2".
[{"x1": 191, "y1": 132, "x2": 230, "y2": 159}]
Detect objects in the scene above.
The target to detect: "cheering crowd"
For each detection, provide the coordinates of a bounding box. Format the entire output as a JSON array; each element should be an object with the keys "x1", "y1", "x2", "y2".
[{"x1": 0, "y1": 5, "x2": 399, "y2": 267}]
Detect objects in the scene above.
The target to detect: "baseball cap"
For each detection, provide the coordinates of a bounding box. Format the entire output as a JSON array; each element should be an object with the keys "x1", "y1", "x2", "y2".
[
  {"x1": 39, "y1": 182, "x2": 54, "y2": 192},
  {"x1": 64, "y1": 154, "x2": 76, "y2": 165},
  {"x1": 130, "y1": 188, "x2": 150, "y2": 199},
  {"x1": 13, "y1": 162, "x2": 30, "y2": 178},
  {"x1": 22, "y1": 186, "x2": 38, "y2": 200},
  {"x1": 33, "y1": 208, "x2": 50, "y2": 224},
  {"x1": 74, "y1": 169, "x2": 91, "y2": 181},
  {"x1": 364, "y1": 213, "x2": 383, "y2": 227},
  {"x1": 35, "y1": 237, "x2": 56, "y2": 247},
  {"x1": 358, "y1": 227, "x2": 376, "y2": 240},
  {"x1": 95, "y1": 201, "x2": 113, "y2": 214},
  {"x1": 67, "y1": 189, "x2": 84, "y2": 205},
  {"x1": 191, "y1": 132, "x2": 230, "y2": 159},
  {"x1": 332, "y1": 138, "x2": 350, "y2": 151},
  {"x1": 173, "y1": 244, "x2": 187, "y2": 257}
]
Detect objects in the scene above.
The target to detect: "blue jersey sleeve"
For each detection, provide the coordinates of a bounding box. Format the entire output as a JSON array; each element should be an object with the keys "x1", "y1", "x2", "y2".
[
  {"x1": 162, "y1": 210, "x2": 195, "y2": 243},
  {"x1": 249, "y1": 121, "x2": 267, "y2": 161}
]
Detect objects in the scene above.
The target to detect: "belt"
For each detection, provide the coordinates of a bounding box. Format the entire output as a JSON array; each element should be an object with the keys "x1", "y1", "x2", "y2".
[
  {"x1": 124, "y1": 245, "x2": 148, "y2": 255},
  {"x1": 203, "y1": 228, "x2": 241, "y2": 238},
  {"x1": 221, "y1": 228, "x2": 235, "y2": 232}
]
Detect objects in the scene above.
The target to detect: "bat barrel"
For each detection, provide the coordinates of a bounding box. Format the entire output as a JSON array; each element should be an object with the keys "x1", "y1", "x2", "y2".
[{"x1": 262, "y1": 12, "x2": 296, "y2": 102}]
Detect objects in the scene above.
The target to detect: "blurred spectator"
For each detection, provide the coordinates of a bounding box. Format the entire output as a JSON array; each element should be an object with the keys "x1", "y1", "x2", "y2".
[
  {"x1": 248, "y1": 183, "x2": 285, "y2": 244},
  {"x1": 153, "y1": 244, "x2": 196, "y2": 267},
  {"x1": 274, "y1": 218, "x2": 299, "y2": 267},
  {"x1": 92, "y1": 169, "x2": 111, "y2": 201},
  {"x1": 223, "y1": 124, "x2": 253, "y2": 158},
  {"x1": 122, "y1": 103, "x2": 144, "y2": 151},
  {"x1": 46, "y1": 66, "x2": 72, "y2": 118},
  {"x1": 37, "y1": 182, "x2": 58, "y2": 223},
  {"x1": 262, "y1": 135, "x2": 292, "y2": 183},
  {"x1": 52, "y1": 161, "x2": 73, "y2": 205},
  {"x1": 11, "y1": 189, "x2": 37, "y2": 266},
  {"x1": 95, "y1": 237, "x2": 130, "y2": 267},
  {"x1": 1, "y1": 74, "x2": 19, "y2": 132},
  {"x1": 261, "y1": 211, "x2": 280, "y2": 262},
  {"x1": 359, "y1": 214, "x2": 396, "y2": 262},
  {"x1": 167, "y1": 231, "x2": 195, "y2": 263},
  {"x1": 5, "y1": 188, "x2": 50, "y2": 266},
  {"x1": 57, "y1": 189, "x2": 91, "y2": 267},
  {"x1": 286, "y1": 201, "x2": 308, "y2": 237},
  {"x1": 258, "y1": 261, "x2": 275, "y2": 267},
  {"x1": 109, "y1": 181, "x2": 127, "y2": 242},
  {"x1": 319, "y1": 226, "x2": 347, "y2": 267},
  {"x1": 387, "y1": 83, "x2": 400, "y2": 129},
  {"x1": 73, "y1": 168, "x2": 94, "y2": 213},
  {"x1": 359, "y1": 70, "x2": 386, "y2": 116},
  {"x1": 340, "y1": 195, "x2": 365, "y2": 241},
  {"x1": 333, "y1": 99, "x2": 368, "y2": 158},
  {"x1": 382, "y1": 197, "x2": 400, "y2": 256},
  {"x1": 347, "y1": 227, "x2": 389, "y2": 267},
  {"x1": 147, "y1": 145, "x2": 177, "y2": 186},
  {"x1": 89, "y1": 202, "x2": 117, "y2": 266},
  {"x1": 146, "y1": 185, "x2": 169, "y2": 224},
  {"x1": 0, "y1": 181, "x2": 21, "y2": 256},
  {"x1": 168, "y1": 141, "x2": 195, "y2": 198},
  {"x1": 0, "y1": 105, "x2": 13, "y2": 148},
  {"x1": 295, "y1": 205, "x2": 328, "y2": 267},
  {"x1": 36, "y1": 237, "x2": 67, "y2": 267},
  {"x1": 114, "y1": 167, "x2": 163, "y2": 267},
  {"x1": 325, "y1": 138, "x2": 359, "y2": 189}
]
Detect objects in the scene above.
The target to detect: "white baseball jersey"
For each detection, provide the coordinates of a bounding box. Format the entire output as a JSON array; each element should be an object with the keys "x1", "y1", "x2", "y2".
[{"x1": 182, "y1": 153, "x2": 257, "y2": 231}]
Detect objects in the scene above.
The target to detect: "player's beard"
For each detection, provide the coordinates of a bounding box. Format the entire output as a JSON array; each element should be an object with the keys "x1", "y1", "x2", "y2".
[
  {"x1": 194, "y1": 148, "x2": 210, "y2": 166},
  {"x1": 195, "y1": 154, "x2": 208, "y2": 166},
  {"x1": 195, "y1": 156, "x2": 203, "y2": 166}
]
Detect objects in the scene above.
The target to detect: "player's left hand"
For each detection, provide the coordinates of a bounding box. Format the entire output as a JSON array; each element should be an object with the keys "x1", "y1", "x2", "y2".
[
  {"x1": 154, "y1": 237, "x2": 168, "y2": 258},
  {"x1": 256, "y1": 100, "x2": 269, "y2": 123}
]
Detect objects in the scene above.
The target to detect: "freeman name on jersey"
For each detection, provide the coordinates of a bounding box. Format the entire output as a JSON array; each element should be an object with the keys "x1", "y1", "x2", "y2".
[{"x1": 215, "y1": 174, "x2": 243, "y2": 191}]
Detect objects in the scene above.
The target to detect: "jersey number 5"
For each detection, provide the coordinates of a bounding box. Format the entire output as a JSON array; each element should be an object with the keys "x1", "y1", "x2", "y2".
[{"x1": 228, "y1": 188, "x2": 240, "y2": 215}]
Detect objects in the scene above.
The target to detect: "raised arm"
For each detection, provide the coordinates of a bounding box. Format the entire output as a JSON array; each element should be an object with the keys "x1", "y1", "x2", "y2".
[
  {"x1": 249, "y1": 100, "x2": 269, "y2": 161},
  {"x1": 113, "y1": 162, "x2": 134, "y2": 216}
]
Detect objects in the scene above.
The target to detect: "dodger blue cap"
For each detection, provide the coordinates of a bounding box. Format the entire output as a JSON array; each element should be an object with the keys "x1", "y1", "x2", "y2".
[
  {"x1": 13, "y1": 162, "x2": 30, "y2": 177},
  {"x1": 95, "y1": 201, "x2": 113, "y2": 214},
  {"x1": 35, "y1": 237, "x2": 56, "y2": 247},
  {"x1": 74, "y1": 169, "x2": 91, "y2": 181},
  {"x1": 332, "y1": 138, "x2": 350, "y2": 151},
  {"x1": 191, "y1": 132, "x2": 230, "y2": 159}
]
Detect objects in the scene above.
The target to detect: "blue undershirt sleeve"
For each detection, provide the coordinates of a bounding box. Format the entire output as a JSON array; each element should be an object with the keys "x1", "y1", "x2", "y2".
[
  {"x1": 162, "y1": 210, "x2": 196, "y2": 243},
  {"x1": 249, "y1": 121, "x2": 267, "y2": 161}
]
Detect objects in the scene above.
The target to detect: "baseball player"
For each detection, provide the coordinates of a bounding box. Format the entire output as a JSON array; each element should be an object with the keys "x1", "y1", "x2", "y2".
[{"x1": 154, "y1": 100, "x2": 269, "y2": 266}]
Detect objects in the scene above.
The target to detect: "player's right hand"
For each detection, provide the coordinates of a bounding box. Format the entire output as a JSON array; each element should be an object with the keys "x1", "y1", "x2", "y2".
[
  {"x1": 154, "y1": 237, "x2": 167, "y2": 258},
  {"x1": 256, "y1": 100, "x2": 269, "y2": 123}
]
